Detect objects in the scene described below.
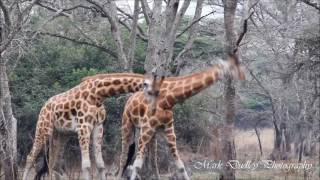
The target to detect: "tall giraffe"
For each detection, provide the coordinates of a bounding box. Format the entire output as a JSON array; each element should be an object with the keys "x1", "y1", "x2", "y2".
[
  {"x1": 22, "y1": 73, "x2": 163, "y2": 180},
  {"x1": 117, "y1": 56, "x2": 245, "y2": 180}
]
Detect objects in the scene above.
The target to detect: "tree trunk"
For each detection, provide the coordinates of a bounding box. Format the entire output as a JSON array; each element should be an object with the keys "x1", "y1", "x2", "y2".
[
  {"x1": 220, "y1": 78, "x2": 236, "y2": 180},
  {"x1": 219, "y1": 0, "x2": 238, "y2": 179},
  {"x1": 254, "y1": 127, "x2": 263, "y2": 156},
  {"x1": 0, "y1": 57, "x2": 18, "y2": 180}
]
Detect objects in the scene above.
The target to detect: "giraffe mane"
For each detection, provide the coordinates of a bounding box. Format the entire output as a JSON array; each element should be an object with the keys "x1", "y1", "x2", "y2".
[{"x1": 81, "y1": 73, "x2": 145, "y2": 82}]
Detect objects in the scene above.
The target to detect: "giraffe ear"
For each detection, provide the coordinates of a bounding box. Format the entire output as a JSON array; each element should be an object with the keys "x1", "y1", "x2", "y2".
[{"x1": 237, "y1": 66, "x2": 246, "y2": 80}]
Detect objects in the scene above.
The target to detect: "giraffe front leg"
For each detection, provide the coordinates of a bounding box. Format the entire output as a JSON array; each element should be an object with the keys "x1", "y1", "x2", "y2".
[
  {"x1": 92, "y1": 124, "x2": 106, "y2": 180},
  {"x1": 130, "y1": 126, "x2": 155, "y2": 180},
  {"x1": 77, "y1": 124, "x2": 93, "y2": 180},
  {"x1": 164, "y1": 121, "x2": 190, "y2": 180}
]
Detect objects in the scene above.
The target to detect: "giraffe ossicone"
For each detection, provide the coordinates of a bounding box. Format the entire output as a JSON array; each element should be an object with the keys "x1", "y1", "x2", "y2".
[{"x1": 22, "y1": 73, "x2": 163, "y2": 180}]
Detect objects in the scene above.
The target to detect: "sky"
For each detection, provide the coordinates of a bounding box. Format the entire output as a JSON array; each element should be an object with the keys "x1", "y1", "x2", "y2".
[{"x1": 115, "y1": 0, "x2": 224, "y2": 19}]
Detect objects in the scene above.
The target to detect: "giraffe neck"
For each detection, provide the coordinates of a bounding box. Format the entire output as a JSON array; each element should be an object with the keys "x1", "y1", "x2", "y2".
[
  {"x1": 159, "y1": 65, "x2": 223, "y2": 109},
  {"x1": 81, "y1": 73, "x2": 145, "y2": 105}
]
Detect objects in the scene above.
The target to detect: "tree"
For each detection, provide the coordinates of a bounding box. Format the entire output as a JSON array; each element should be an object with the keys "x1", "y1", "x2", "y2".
[
  {"x1": 0, "y1": 0, "x2": 38, "y2": 179},
  {"x1": 219, "y1": 0, "x2": 254, "y2": 179}
]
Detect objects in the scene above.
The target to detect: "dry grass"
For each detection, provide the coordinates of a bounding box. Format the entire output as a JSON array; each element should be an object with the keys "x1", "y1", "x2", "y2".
[
  {"x1": 17, "y1": 128, "x2": 319, "y2": 180},
  {"x1": 235, "y1": 128, "x2": 274, "y2": 160}
]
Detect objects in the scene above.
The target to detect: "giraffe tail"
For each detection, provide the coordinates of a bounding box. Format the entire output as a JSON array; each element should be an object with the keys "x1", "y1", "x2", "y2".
[
  {"x1": 123, "y1": 128, "x2": 136, "y2": 176},
  {"x1": 34, "y1": 146, "x2": 49, "y2": 180}
]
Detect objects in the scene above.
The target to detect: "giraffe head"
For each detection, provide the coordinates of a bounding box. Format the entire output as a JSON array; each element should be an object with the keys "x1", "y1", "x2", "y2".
[
  {"x1": 219, "y1": 54, "x2": 245, "y2": 80},
  {"x1": 143, "y1": 69, "x2": 165, "y2": 115},
  {"x1": 143, "y1": 68, "x2": 165, "y2": 97}
]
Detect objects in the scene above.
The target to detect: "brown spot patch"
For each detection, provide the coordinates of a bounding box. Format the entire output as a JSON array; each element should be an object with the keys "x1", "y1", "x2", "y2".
[
  {"x1": 149, "y1": 119, "x2": 158, "y2": 127},
  {"x1": 205, "y1": 76, "x2": 214, "y2": 85},
  {"x1": 132, "y1": 107, "x2": 139, "y2": 116},
  {"x1": 159, "y1": 100, "x2": 169, "y2": 109},
  {"x1": 128, "y1": 85, "x2": 134, "y2": 92},
  {"x1": 132, "y1": 100, "x2": 139, "y2": 106},
  {"x1": 64, "y1": 112, "x2": 71, "y2": 120},
  {"x1": 75, "y1": 92, "x2": 80, "y2": 99},
  {"x1": 85, "y1": 115, "x2": 93, "y2": 123},
  {"x1": 46, "y1": 104, "x2": 51, "y2": 110},
  {"x1": 90, "y1": 88, "x2": 96, "y2": 94},
  {"x1": 133, "y1": 82, "x2": 137, "y2": 86},
  {"x1": 80, "y1": 83, "x2": 88, "y2": 90},
  {"x1": 76, "y1": 101, "x2": 81, "y2": 109},
  {"x1": 173, "y1": 87, "x2": 183, "y2": 93},
  {"x1": 104, "y1": 81, "x2": 111, "y2": 86},
  {"x1": 139, "y1": 105, "x2": 146, "y2": 116},
  {"x1": 193, "y1": 82, "x2": 204, "y2": 92},
  {"x1": 55, "y1": 112, "x2": 63, "y2": 119},
  {"x1": 141, "y1": 126, "x2": 149, "y2": 132},
  {"x1": 71, "y1": 109, "x2": 77, "y2": 116},
  {"x1": 146, "y1": 129, "x2": 154, "y2": 136},
  {"x1": 170, "y1": 147, "x2": 177, "y2": 154},
  {"x1": 113, "y1": 79, "x2": 121, "y2": 85},
  {"x1": 162, "y1": 83, "x2": 168, "y2": 88},
  {"x1": 78, "y1": 111, "x2": 84, "y2": 117},
  {"x1": 71, "y1": 101, "x2": 75, "y2": 107},
  {"x1": 97, "y1": 82, "x2": 103, "y2": 88},
  {"x1": 88, "y1": 95, "x2": 96, "y2": 105},
  {"x1": 88, "y1": 82, "x2": 93, "y2": 88},
  {"x1": 64, "y1": 102, "x2": 70, "y2": 110},
  {"x1": 97, "y1": 89, "x2": 106, "y2": 97},
  {"x1": 83, "y1": 103, "x2": 88, "y2": 112},
  {"x1": 118, "y1": 86, "x2": 126, "y2": 93},
  {"x1": 79, "y1": 118, "x2": 84, "y2": 124},
  {"x1": 168, "y1": 83, "x2": 176, "y2": 90},
  {"x1": 108, "y1": 88, "x2": 115, "y2": 96},
  {"x1": 141, "y1": 134, "x2": 149, "y2": 142},
  {"x1": 81, "y1": 91, "x2": 89, "y2": 99},
  {"x1": 166, "y1": 95, "x2": 175, "y2": 106},
  {"x1": 46, "y1": 113, "x2": 50, "y2": 120}
]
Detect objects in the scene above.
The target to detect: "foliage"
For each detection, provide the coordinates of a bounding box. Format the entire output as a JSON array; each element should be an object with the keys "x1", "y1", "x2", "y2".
[{"x1": 11, "y1": 37, "x2": 117, "y2": 159}]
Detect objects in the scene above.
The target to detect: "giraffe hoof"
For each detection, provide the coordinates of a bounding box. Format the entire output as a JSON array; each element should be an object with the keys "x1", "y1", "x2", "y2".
[
  {"x1": 97, "y1": 168, "x2": 106, "y2": 180},
  {"x1": 82, "y1": 167, "x2": 91, "y2": 180}
]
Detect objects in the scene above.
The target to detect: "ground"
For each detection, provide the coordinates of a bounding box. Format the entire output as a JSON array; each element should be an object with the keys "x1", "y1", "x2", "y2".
[{"x1": 17, "y1": 128, "x2": 319, "y2": 180}]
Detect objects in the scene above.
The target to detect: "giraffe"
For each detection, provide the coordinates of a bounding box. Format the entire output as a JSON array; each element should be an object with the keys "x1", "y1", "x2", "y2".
[
  {"x1": 22, "y1": 72, "x2": 164, "y2": 180},
  {"x1": 117, "y1": 55, "x2": 245, "y2": 180}
]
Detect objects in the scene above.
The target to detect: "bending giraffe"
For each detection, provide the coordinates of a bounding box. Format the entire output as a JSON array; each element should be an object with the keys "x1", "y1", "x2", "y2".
[
  {"x1": 22, "y1": 73, "x2": 164, "y2": 180},
  {"x1": 117, "y1": 55, "x2": 245, "y2": 180}
]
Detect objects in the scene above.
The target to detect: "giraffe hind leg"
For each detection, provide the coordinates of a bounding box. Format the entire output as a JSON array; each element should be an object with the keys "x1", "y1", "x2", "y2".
[
  {"x1": 130, "y1": 126, "x2": 155, "y2": 180},
  {"x1": 164, "y1": 121, "x2": 190, "y2": 180}
]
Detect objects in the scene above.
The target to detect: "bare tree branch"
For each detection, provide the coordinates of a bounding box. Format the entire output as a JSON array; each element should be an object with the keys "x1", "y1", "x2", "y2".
[
  {"x1": 140, "y1": 0, "x2": 151, "y2": 25},
  {"x1": 301, "y1": 0, "x2": 320, "y2": 11},
  {"x1": 176, "y1": 11, "x2": 214, "y2": 39},
  {"x1": 87, "y1": 0, "x2": 129, "y2": 70},
  {"x1": 38, "y1": 32, "x2": 118, "y2": 58},
  {"x1": 174, "y1": 0, "x2": 205, "y2": 75},
  {"x1": 127, "y1": 0, "x2": 140, "y2": 71}
]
